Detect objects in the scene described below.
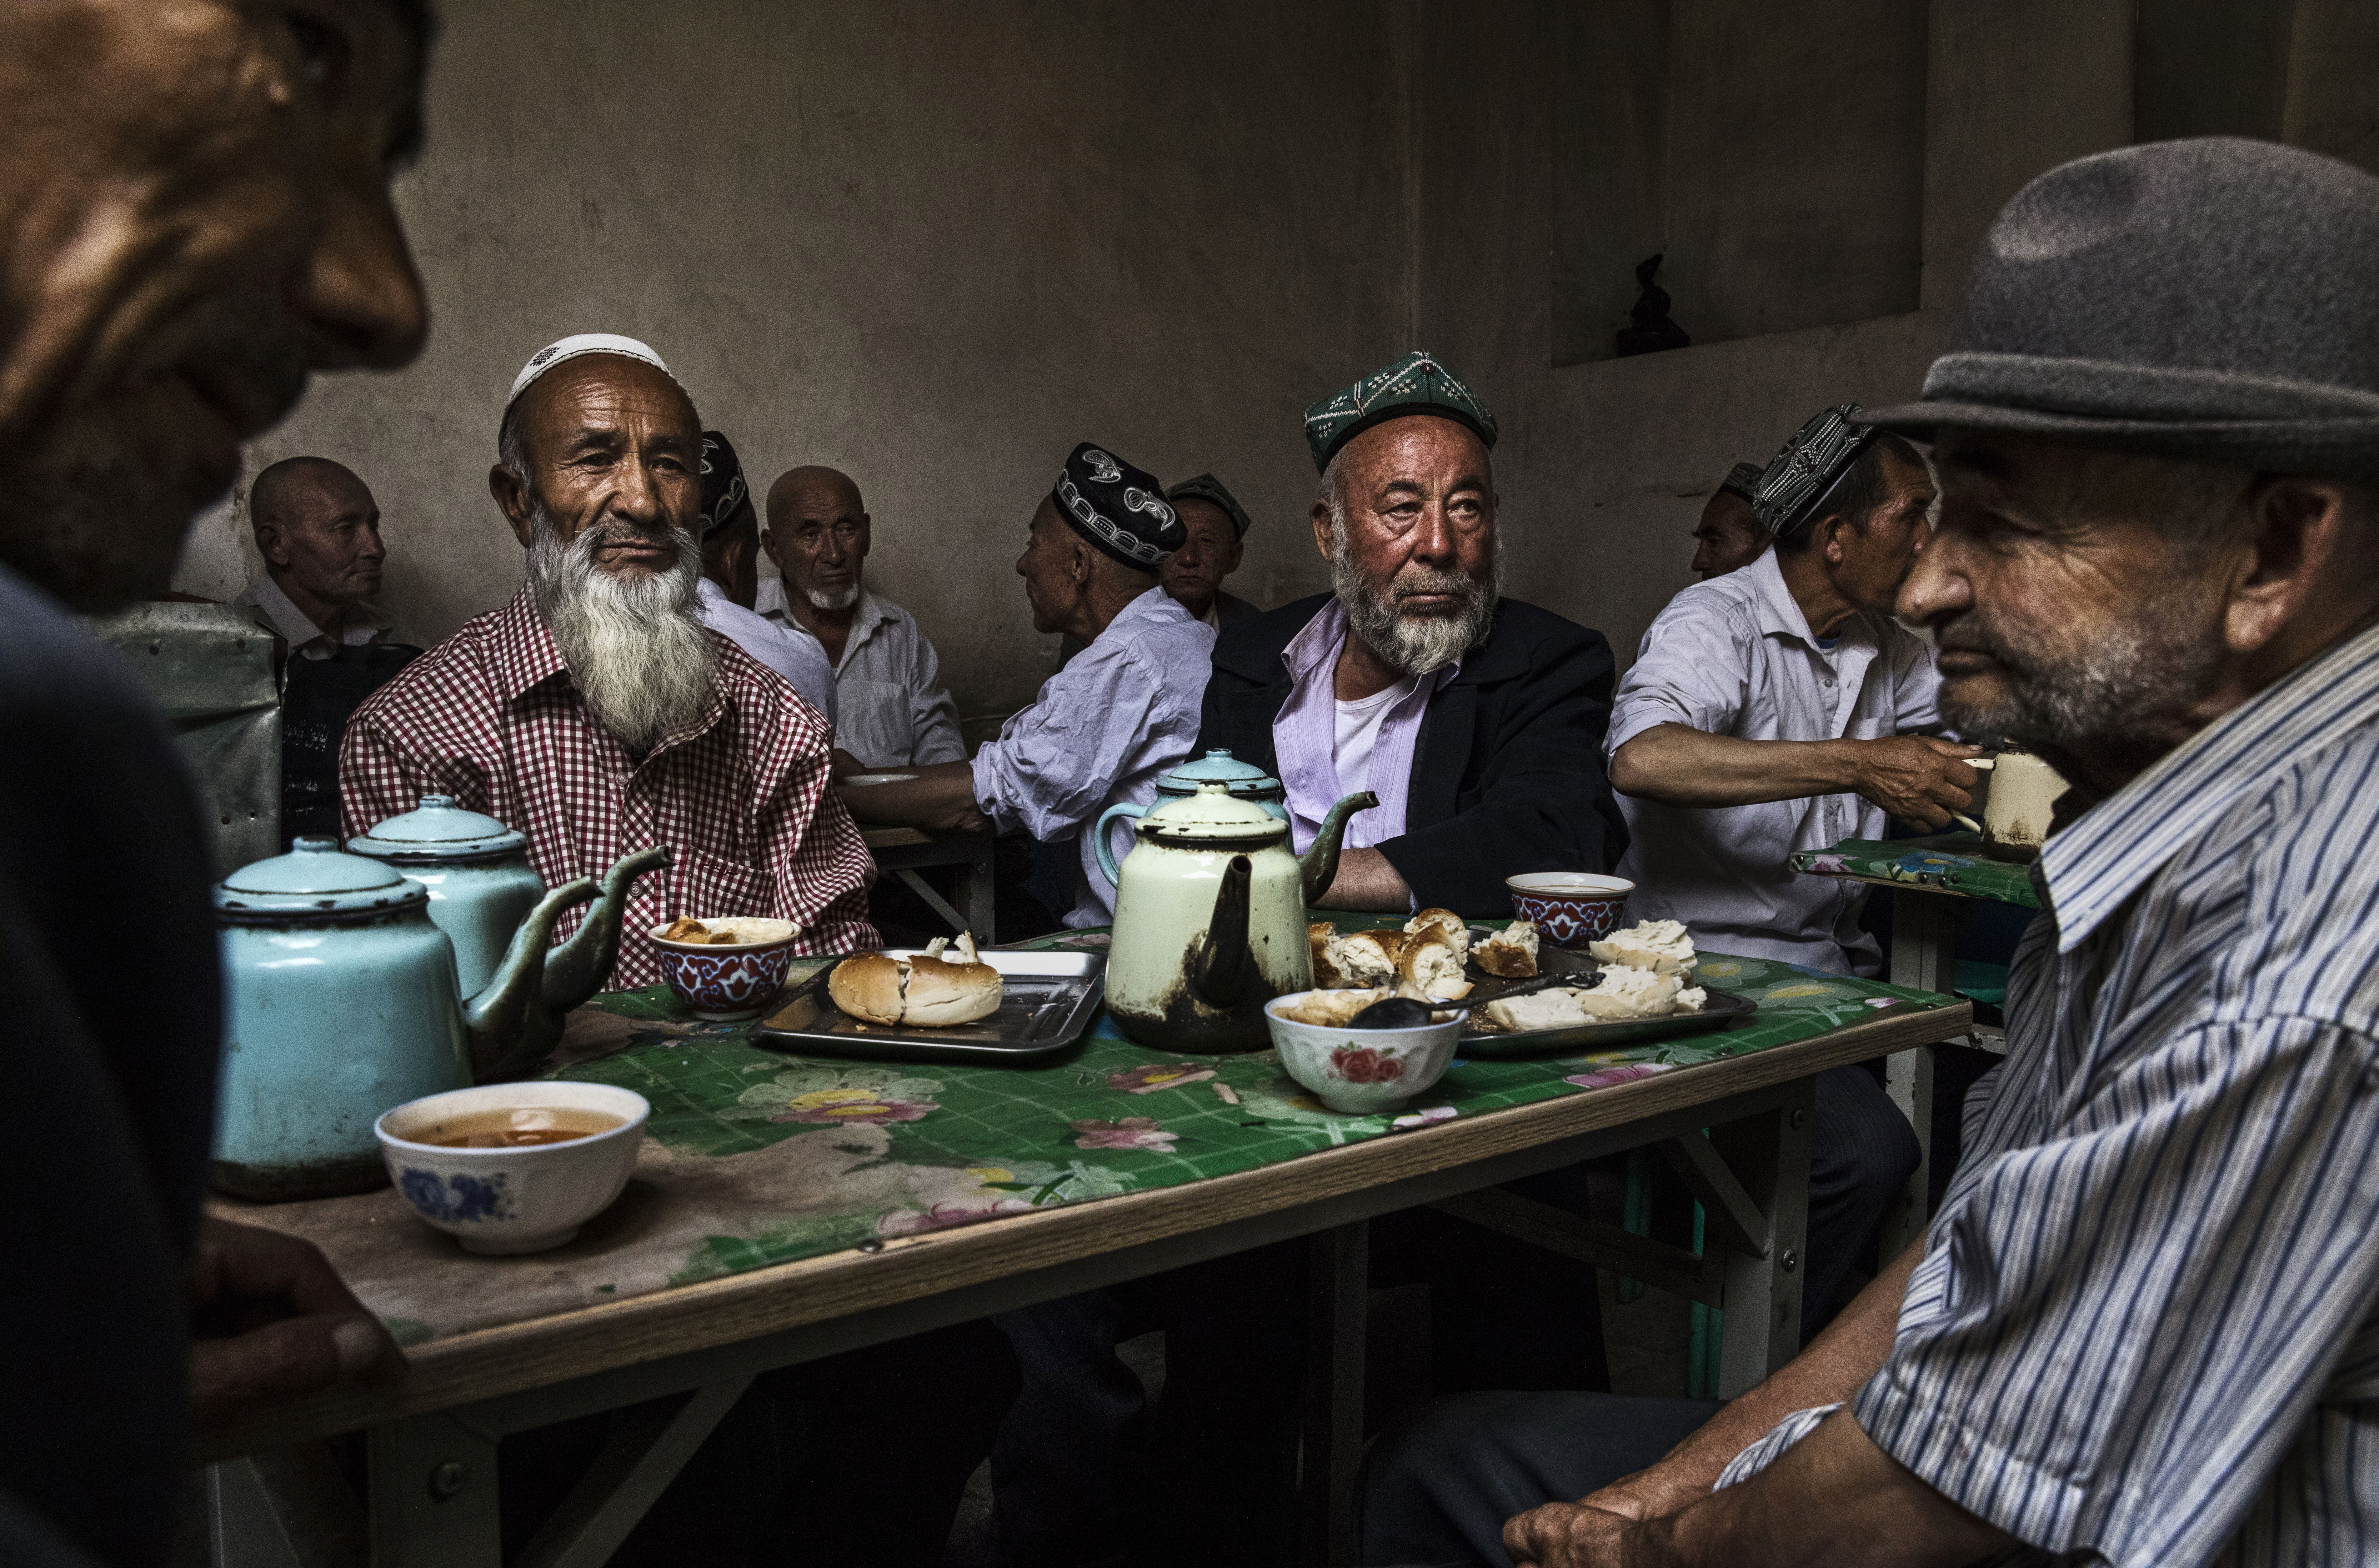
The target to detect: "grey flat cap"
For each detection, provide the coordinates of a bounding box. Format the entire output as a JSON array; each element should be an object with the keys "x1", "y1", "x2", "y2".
[{"x1": 1863, "y1": 137, "x2": 2379, "y2": 480}]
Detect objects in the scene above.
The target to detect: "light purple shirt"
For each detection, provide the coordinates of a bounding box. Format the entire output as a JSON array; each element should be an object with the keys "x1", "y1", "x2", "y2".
[
  {"x1": 1607, "y1": 548, "x2": 1938, "y2": 975},
  {"x1": 1272, "y1": 597, "x2": 1454, "y2": 856},
  {"x1": 971, "y1": 586, "x2": 1216, "y2": 927}
]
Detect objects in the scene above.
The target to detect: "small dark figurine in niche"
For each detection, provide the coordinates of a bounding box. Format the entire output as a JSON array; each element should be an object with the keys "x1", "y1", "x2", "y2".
[{"x1": 1616, "y1": 252, "x2": 1691, "y2": 357}]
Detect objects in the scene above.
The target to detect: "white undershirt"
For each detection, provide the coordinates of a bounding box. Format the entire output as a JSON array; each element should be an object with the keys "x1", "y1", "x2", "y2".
[{"x1": 1334, "y1": 676, "x2": 1420, "y2": 810}]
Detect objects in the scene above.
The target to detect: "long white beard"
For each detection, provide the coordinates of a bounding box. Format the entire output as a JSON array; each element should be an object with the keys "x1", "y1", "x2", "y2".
[
  {"x1": 526, "y1": 505, "x2": 716, "y2": 751},
  {"x1": 1328, "y1": 514, "x2": 1501, "y2": 676},
  {"x1": 805, "y1": 582, "x2": 860, "y2": 612}
]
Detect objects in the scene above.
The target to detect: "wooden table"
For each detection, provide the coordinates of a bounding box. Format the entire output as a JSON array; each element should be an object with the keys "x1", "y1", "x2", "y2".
[
  {"x1": 860, "y1": 824, "x2": 996, "y2": 942},
  {"x1": 200, "y1": 1002, "x2": 1969, "y2": 1568}
]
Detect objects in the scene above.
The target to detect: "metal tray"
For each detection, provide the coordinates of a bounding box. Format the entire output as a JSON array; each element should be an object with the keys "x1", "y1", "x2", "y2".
[
  {"x1": 754, "y1": 949, "x2": 1106, "y2": 1065},
  {"x1": 1454, "y1": 934, "x2": 1757, "y2": 1059}
]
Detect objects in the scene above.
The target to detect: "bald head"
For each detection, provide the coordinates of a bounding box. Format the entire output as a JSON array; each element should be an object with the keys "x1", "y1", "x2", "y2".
[
  {"x1": 764, "y1": 465, "x2": 872, "y2": 615},
  {"x1": 249, "y1": 456, "x2": 384, "y2": 615}
]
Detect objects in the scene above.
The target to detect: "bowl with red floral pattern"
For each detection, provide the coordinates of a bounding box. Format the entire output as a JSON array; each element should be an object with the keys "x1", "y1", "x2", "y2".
[
  {"x1": 650, "y1": 916, "x2": 800, "y2": 1020},
  {"x1": 1263, "y1": 991, "x2": 1468, "y2": 1115}
]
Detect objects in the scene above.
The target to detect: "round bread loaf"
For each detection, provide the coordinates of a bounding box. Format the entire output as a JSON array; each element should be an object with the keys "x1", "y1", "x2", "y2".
[
  {"x1": 827, "y1": 952, "x2": 907, "y2": 1025},
  {"x1": 902, "y1": 953, "x2": 1003, "y2": 1026}
]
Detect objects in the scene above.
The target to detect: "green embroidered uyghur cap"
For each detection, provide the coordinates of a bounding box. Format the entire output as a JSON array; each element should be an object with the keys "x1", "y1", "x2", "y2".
[
  {"x1": 1164, "y1": 473, "x2": 1253, "y2": 539},
  {"x1": 1303, "y1": 350, "x2": 1499, "y2": 473}
]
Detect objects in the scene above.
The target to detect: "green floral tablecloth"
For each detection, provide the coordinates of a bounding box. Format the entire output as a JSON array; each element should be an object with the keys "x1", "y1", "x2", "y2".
[
  {"x1": 1789, "y1": 833, "x2": 2042, "y2": 909},
  {"x1": 272, "y1": 921, "x2": 1958, "y2": 1348}
]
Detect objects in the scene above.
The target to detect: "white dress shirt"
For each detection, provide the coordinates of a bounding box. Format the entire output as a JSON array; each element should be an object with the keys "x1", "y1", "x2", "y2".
[
  {"x1": 234, "y1": 573, "x2": 394, "y2": 661},
  {"x1": 696, "y1": 576, "x2": 837, "y2": 726},
  {"x1": 1606, "y1": 548, "x2": 1939, "y2": 975},
  {"x1": 969, "y1": 586, "x2": 1217, "y2": 927},
  {"x1": 757, "y1": 579, "x2": 963, "y2": 768}
]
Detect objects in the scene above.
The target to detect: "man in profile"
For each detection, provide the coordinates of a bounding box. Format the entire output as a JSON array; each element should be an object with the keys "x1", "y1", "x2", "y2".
[
  {"x1": 760, "y1": 464, "x2": 965, "y2": 769},
  {"x1": 0, "y1": 2, "x2": 433, "y2": 1561},
  {"x1": 342, "y1": 336, "x2": 878, "y2": 985},
  {"x1": 1691, "y1": 460, "x2": 1766, "y2": 579},
  {"x1": 842, "y1": 441, "x2": 1208, "y2": 925},
  {"x1": 235, "y1": 456, "x2": 421, "y2": 842}
]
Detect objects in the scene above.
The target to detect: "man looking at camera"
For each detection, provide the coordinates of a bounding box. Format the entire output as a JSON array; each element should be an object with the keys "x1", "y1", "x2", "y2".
[
  {"x1": 341, "y1": 335, "x2": 877, "y2": 986},
  {"x1": 1197, "y1": 350, "x2": 1627, "y2": 915}
]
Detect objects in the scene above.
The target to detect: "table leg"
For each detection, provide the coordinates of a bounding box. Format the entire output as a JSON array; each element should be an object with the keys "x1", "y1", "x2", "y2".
[
  {"x1": 206, "y1": 1458, "x2": 305, "y2": 1568},
  {"x1": 1300, "y1": 1221, "x2": 1368, "y2": 1568},
  {"x1": 966, "y1": 837, "x2": 997, "y2": 945},
  {"x1": 1708, "y1": 1078, "x2": 1813, "y2": 1397},
  {"x1": 367, "y1": 1411, "x2": 502, "y2": 1568},
  {"x1": 1879, "y1": 895, "x2": 1961, "y2": 1264}
]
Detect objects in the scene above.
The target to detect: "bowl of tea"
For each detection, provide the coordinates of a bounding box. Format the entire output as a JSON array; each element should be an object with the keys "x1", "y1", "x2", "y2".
[{"x1": 375, "y1": 1081, "x2": 649, "y2": 1254}]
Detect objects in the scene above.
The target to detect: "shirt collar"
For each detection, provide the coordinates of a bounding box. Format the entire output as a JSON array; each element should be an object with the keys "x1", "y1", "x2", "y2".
[
  {"x1": 243, "y1": 572, "x2": 389, "y2": 651},
  {"x1": 2040, "y1": 621, "x2": 2379, "y2": 950},
  {"x1": 1282, "y1": 593, "x2": 1462, "y2": 693},
  {"x1": 487, "y1": 583, "x2": 572, "y2": 701},
  {"x1": 1740, "y1": 547, "x2": 1878, "y2": 653},
  {"x1": 843, "y1": 589, "x2": 892, "y2": 659}
]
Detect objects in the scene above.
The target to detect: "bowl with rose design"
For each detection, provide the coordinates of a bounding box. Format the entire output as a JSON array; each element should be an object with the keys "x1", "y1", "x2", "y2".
[
  {"x1": 1506, "y1": 873, "x2": 1633, "y2": 950},
  {"x1": 1262, "y1": 993, "x2": 1468, "y2": 1115},
  {"x1": 650, "y1": 916, "x2": 801, "y2": 1019}
]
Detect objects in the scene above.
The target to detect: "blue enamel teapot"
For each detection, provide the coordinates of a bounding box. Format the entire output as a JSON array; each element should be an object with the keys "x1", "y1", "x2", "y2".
[{"x1": 209, "y1": 831, "x2": 670, "y2": 1201}]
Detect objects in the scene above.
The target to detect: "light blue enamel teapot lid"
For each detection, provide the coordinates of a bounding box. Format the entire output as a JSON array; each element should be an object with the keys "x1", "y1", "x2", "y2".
[
  {"x1": 215, "y1": 837, "x2": 429, "y2": 918},
  {"x1": 1160, "y1": 750, "x2": 1281, "y2": 795},
  {"x1": 347, "y1": 793, "x2": 528, "y2": 862}
]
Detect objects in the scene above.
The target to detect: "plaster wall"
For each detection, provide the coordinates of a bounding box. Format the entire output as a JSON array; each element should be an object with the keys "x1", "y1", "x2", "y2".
[
  {"x1": 173, "y1": 0, "x2": 1419, "y2": 720},
  {"x1": 176, "y1": 0, "x2": 2379, "y2": 716}
]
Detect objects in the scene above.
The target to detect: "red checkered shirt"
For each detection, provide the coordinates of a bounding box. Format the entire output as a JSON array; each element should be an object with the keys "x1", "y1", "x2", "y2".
[{"x1": 340, "y1": 585, "x2": 876, "y2": 988}]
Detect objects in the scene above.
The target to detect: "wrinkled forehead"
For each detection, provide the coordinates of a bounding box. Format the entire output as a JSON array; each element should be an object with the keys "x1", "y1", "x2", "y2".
[
  {"x1": 512, "y1": 355, "x2": 700, "y2": 452},
  {"x1": 1336, "y1": 415, "x2": 1495, "y2": 497},
  {"x1": 1172, "y1": 497, "x2": 1235, "y2": 537}
]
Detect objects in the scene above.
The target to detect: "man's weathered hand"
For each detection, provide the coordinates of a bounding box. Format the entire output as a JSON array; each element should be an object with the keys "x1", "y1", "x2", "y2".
[
  {"x1": 187, "y1": 1218, "x2": 405, "y2": 1426},
  {"x1": 1503, "y1": 1500, "x2": 1639, "y2": 1568},
  {"x1": 1577, "y1": 1466, "x2": 1704, "y2": 1524},
  {"x1": 1845, "y1": 736, "x2": 1981, "y2": 829}
]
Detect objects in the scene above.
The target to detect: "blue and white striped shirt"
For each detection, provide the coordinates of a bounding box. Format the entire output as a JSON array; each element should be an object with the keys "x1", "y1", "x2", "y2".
[{"x1": 1721, "y1": 622, "x2": 2379, "y2": 1566}]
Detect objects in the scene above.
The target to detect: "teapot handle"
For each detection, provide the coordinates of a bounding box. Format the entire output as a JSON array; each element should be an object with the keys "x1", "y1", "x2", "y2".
[{"x1": 1092, "y1": 801, "x2": 1151, "y2": 886}]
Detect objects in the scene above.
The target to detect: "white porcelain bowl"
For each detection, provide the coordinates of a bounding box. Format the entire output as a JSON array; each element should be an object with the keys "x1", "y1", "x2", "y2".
[
  {"x1": 1263, "y1": 993, "x2": 1468, "y2": 1115},
  {"x1": 375, "y1": 1081, "x2": 650, "y2": 1254}
]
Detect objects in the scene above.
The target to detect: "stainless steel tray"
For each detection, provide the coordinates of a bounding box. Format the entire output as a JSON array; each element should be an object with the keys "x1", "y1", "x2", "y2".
[
  {"x1": 754, "y1": 949, "x2": 1106, "y2": 1064},
  {"x1": 1454, "y1": 935, "x2": 1757, "y2": 1059}
]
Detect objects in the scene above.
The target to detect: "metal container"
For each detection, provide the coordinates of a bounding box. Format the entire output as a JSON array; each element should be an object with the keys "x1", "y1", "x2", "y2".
[
  {"x1": 757, "y1": 950, "x2": 1107, "y2": 1065},
  {"x1": 349, "y1": 795, "x2": 546, "y2": 996},
  {"x1": 211, "y1": 838, "x2": 473, "y2": 1200}
]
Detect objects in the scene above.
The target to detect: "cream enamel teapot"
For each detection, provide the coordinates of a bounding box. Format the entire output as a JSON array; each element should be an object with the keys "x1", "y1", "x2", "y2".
[{"x1": 1105, "y1": 781, "x2": 1376, "y2": 1054}]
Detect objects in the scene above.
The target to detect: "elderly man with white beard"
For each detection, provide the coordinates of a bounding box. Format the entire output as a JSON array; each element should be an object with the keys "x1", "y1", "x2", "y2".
[
  {"x1": 1197, "y1": 350, "x2": 1628, "y2": 914},
  {"x1": 341, "y1": 334, "x2": 877, "y2": 986}
]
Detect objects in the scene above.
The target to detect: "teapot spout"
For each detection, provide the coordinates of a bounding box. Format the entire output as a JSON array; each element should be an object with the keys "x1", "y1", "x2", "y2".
[
  {"x1": 1185, "y1": 854, "x2": 1254, "y2": 1008},
  {"x1": 1298, "y1": 791, "x2": 1378, "y2": 907},
  {"x1": 542, "y1": 845, "x2": 675, "y2": 1012},
  {"x1": 464, "y1": 877, "x2": 599, "y2": 1080}
]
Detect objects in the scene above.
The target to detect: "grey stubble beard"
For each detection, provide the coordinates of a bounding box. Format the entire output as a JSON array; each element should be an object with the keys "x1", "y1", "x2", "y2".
[{"x1": 1327, "y1": 506, "x2": 1501, "y2": 677}]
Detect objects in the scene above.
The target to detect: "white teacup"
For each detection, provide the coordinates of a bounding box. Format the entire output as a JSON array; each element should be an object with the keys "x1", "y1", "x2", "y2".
[{"x1": 376, "y1": 1081, "x2": 649, "y2": 1255}]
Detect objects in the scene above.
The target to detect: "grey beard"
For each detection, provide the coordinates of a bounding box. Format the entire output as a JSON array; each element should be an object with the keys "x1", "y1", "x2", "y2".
[
  {"x1": 526, "y1": 504, "x2": 716, "y2": 751},
  {"x1": 1941, "y1": 607, "x2": 2225, "y2": 776},
  {"x1": 805, "y1": 582, "x2": 860, "y2": 612},
  {"x1": 1328, "y1": 517, "x2": 1500, "y2": 677}
]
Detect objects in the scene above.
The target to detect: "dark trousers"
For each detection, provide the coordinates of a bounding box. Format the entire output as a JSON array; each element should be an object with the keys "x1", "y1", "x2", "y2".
[
  {"x1": 1358, "y1": 1391, "x2": 1720, "y2": 1567},
  {"x1": 499, "y1": 1319, "x2": 1018, "y2": 1567},
  {"x1": 1806, "y1": 1063, "x2": 1922, "y2": 1337}
]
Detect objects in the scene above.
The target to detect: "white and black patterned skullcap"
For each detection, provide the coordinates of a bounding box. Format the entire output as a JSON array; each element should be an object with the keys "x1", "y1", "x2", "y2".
[
  {"x1": 698, "y1": 431, "x2": 750, "y2": 541},
  {"x1": 1052, "y1": 442, "x2": 1183, "y2": 569},
  {"x1": 507, "y1": 332, "x2": 674, "y2": 407}
]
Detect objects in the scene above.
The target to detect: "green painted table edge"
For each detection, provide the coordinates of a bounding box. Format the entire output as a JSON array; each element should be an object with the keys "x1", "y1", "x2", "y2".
[{"x1": 1790, "y1": 833, "x2": 2042, "y2": 910}]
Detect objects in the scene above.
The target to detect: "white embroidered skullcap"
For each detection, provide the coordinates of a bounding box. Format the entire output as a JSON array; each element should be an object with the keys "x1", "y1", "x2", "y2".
[{"x1": 506, "y1": 333, "x2": 672, "y2": 406}]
